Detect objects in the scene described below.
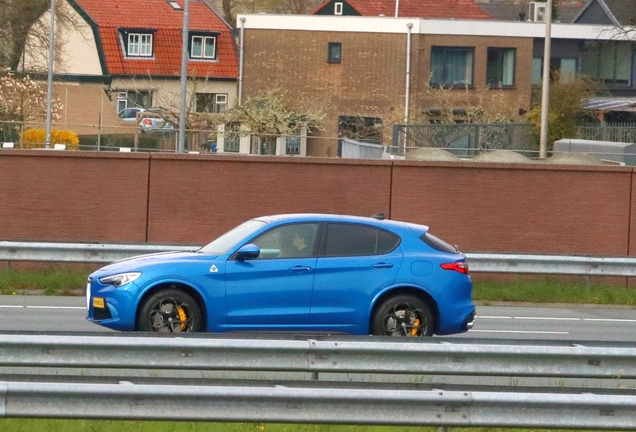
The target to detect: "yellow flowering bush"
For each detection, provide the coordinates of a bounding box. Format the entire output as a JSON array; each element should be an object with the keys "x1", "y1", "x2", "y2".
[{"x1": 21, "y1": 128, "x2": 80, "y2": 150}]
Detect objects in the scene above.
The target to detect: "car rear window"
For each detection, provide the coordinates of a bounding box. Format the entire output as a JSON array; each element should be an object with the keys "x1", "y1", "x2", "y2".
[
  {"x1": 324, "y1": 223, "x2": 400, "y2": 256},
  {"x1": 420, "y1": 232, "x2": 458, "y2": 253}
]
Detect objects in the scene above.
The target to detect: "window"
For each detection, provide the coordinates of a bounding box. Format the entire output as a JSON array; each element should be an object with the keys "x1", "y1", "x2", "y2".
[
  {"x1": 286, "y1": 136, "x2": 301, "y2": 154},
  {"x1": 127, "y1": 33, "x2": 153, "y2": 57},
  {"x1": 328, "y1": 42, "x2": 342, "y2": 63},
  {"x1": 486, "y1": 48, "x2": 515, "y2": 87},
  {"x1": 582, "y1": 41, "x2": 632, "y2": 86},
  {"x1": 224, "y1": 122, "x2": 240, "y2": 152},
  {"x1": 196, "y1": 93, "x2": 227, "y2": 113},
  {"x1": 191, "y1": 35, "x2": 217, "y2": 59},
  {"x1": 532, "y1": 57, "x2": 577, "y2": 85},
  {"x1": 430, "y1": 47, "x2": 474, "y2": 87},
  {"x1": 532, "y1": 57, "x2": 542, "y2": 85},
  {"x1": 324, "y1": 224, "x2": 400, "y2": 257},
  {"x1": 251, "y1": 223, "x2": 319, "y2": 259},
  {"x1": 116, "y1": 90, "x2": 152, "y2": 111},
  {"x1": 334, "y1": 2, "x2": 343, "y2": 15}
]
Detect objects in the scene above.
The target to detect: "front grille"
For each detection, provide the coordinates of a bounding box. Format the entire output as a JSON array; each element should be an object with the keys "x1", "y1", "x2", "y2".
[{"x1": 93, "y1": 305, "x2": 112, "y2": 320}]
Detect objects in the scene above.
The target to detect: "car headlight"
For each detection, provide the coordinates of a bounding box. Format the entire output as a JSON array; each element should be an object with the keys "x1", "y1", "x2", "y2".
[{"x1": 99, "y1": 272, "x2": 142, "y2": 287}]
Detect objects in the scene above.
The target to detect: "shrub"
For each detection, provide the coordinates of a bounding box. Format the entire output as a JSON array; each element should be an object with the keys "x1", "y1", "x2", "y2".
[{"x1": 21, "y1": 128, "x2": 80, "y2": 150}]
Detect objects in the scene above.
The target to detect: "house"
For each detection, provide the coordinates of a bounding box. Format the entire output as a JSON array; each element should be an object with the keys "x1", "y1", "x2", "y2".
[
  {"x1": 236, "y1": 13, "x2": 636, "y2": 156},
  {"x1": 476, "y1": 0, "x2": 636, "y2": 24},
  {"x1": 313, "y1": 0, "x2": 492, "y2": 20},
  {"x1": 21, "y1": 0, "x2": 238, "y2": 137}
]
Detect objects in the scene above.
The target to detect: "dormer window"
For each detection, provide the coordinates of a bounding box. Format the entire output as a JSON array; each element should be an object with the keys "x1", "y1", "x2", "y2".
[
  {"x1": 334, "y1": 2, "x2": 343, "y2": 15},
  {"x1": 128, "y1": 33, "x2": 152, "y2": 56},
  {"x1": 120, "y1": 30, "x2": 155, "y2": 58},
  {"x1": 190, "y1": 34, "x2": 217, "y2": 59}
]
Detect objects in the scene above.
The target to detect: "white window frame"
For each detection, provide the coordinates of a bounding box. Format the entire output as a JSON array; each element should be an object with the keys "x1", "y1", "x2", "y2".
[
  {"x1": 117, "y1": 92, "x2": 128, "y2": 111},
  {"x1": 127, "y1": 33, "x2": 152, "y2": 57},
  {"x1": 334, "y1": 2, "x2": 343, "y2": 15},
  {"x1": 191, "y1": 35, "x2": 217, "y2": 59}
]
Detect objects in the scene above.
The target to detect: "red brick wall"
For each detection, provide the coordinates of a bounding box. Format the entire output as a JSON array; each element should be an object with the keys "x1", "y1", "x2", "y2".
[
  {"x1": 146, "y1": 154, "x2": 393, "y2": 244},
  {"x1": 1, "y1": 151, "x2": 635, "y2": 257},
  {"x1": 0, "y1": 151, "x2": 150, "y2": 243},
  {"x1": 391, "y1": 161, "x2": 632, "y2": 255}
]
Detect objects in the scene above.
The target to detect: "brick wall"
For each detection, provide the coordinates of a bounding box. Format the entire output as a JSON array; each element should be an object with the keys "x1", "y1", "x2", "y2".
[
  {"x1": 1, "y1": 151, "x2": 635, "y2": 258},
  {"x1": 0, "y1": 151, "x2": 150, "y2": 242},
  {"x1": 146, "y1": 154, "x2": 392, "y2": 244}
]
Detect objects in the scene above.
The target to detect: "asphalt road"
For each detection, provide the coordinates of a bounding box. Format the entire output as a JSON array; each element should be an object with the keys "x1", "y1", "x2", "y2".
[{"x1": 0, "y1": 295, "x2": 634, "y2": 341}]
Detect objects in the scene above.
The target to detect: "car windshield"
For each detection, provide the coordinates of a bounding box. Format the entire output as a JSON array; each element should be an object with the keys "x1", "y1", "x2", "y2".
[{"x1": 198, "y1": 219, "x2": 267, "y2": 255}]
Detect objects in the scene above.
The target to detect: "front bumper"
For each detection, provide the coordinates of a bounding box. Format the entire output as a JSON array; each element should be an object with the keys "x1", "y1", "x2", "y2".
[{"x1": 86, "y1": 277, "x2": 140, "y2": 331}]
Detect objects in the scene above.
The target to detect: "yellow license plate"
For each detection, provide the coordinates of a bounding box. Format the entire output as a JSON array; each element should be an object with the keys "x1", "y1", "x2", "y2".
[{"x1": 93, "y1": 297, "x2": 105, "y2": 309}]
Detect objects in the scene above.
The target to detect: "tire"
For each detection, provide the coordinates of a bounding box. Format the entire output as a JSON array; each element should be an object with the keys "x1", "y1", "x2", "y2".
[
  {"x1": 138, "y1": 288, "x2": 203, "y2": 332},
  {"x1": 371, "y1": 294, "x2": 434, "y2": 337}
]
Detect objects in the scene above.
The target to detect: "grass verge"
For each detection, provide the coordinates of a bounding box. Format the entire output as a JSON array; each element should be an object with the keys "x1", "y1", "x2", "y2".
[
  {"x1": 0, "y1": 420, "x2": 622, "y2": 432},
  {"x1": 473, "y1": 276, "x2": 636, "y2": 306}
]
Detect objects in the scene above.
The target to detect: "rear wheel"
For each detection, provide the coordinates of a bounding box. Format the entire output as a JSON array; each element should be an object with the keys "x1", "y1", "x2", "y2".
[
  {"x1": 371, "y1": 294, "x2": 434, "y2": 337},
  {"x1": 138, "y1": 289, "x2": 203, "y2": 332}
]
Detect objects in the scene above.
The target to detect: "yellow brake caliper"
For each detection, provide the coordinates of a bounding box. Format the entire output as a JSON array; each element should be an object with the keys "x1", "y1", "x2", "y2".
[
  {"x1": 177, "y1": 307, "x2": 187, "y2": 331},
  {"x1": 411, "y1": 318, "x2": 420, "y2": 336}
]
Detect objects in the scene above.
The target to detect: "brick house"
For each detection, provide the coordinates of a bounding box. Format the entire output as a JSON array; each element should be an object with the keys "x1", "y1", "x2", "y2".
[
  {"x1": 21, "y1": 0, "x2": 238, "y2": 136},
  {"x1": 237, "y1": 12, "x2": 636, "y2": 156},
  {"x1": 313, "y1": 0, "x2": 492, "y2": 20}
]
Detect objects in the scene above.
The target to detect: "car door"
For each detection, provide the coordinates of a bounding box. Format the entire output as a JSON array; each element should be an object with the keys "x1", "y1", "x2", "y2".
[
  {"x1": 311, "y1": 223, "x2": 403, "y2": 327},
  {"x1": 224, "y1": 222, "x2": 319, "y2": 327}
]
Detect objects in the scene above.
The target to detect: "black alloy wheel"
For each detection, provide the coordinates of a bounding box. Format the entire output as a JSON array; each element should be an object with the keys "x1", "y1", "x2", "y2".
[
  {"x1": 371, "y1": 294, "x2": 434, "y2": 337},
  {"x1": 138, "y1": 288, "x2": 203, "y2": 332}
]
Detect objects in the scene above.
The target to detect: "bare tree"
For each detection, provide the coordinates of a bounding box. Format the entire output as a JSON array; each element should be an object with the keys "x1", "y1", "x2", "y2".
[{"x1": 0, "y1": 0, "x2": 80, "y2": 70}]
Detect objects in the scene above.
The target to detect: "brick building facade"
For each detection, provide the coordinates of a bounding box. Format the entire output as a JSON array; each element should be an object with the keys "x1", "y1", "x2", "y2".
[
  {"x1": 238, "y1": 14, "x2": 633, "y2": 157},
  {"x1": 239, "y1": 16, "x2": 534, "y2": 156}
]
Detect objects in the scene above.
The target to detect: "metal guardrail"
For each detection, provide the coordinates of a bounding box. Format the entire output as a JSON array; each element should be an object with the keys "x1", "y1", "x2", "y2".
[
  {"x1": 0, "y1": 334, "x2": 636, "y2": 428},
  {"x1": 2, "y1": 240, "x2": 636, "y2": 276},
  {"x1": 0, "y1": 334, "x2": 635, "y2": 378},
  {"x1": 1, "y1": 381, "x2": 635, "y2": 428}
]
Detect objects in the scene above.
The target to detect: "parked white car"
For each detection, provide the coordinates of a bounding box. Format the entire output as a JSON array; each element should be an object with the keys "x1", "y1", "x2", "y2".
[{"x1": 118, "y1": 108, "x2": 175, "y2": 133}]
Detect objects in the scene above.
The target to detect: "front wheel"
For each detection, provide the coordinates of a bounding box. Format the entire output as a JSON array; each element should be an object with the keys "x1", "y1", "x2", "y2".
[
  {"x1": 371, "y1": 294, "x2": 434, "y2": 337},
  {"x1": 138, "y1": 289, "x2": 203, "y2": 332}
]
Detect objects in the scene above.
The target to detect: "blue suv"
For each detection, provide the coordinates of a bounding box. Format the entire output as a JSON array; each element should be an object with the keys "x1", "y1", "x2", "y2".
[{"x1": 86, "y1": 214, "x2": 475, "y2": 336}]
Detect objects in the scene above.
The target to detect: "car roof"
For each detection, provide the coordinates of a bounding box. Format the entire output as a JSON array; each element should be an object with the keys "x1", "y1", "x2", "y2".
[{"x1": 253, "y1": 213, "x2": 428, "y2": 232}]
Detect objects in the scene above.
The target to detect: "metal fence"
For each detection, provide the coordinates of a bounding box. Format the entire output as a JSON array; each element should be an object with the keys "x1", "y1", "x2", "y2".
[
  {"x1": 340, "y1": 138, "x2": 385, "y2": 159},
  {"x1": 391, "y1": 123, "x2": 537, "y2": 157},
  {"x1": 2, "y1": 241, "x2": 636, "y2": 277},
  {"x1": 576, "y1": 123, "x2": 636, "y2": 144},
  {"x1": 0, "y1": 333, "x2": 635, "y2": 428}
]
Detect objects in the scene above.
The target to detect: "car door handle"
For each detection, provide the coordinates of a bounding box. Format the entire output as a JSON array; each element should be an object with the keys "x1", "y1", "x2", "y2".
[
  {"x1": 289, "y1": 266, "x2": 312, "y2": 272},
  {"x1": 373, "y1": 263, "x2": 394, "y2": 269}
]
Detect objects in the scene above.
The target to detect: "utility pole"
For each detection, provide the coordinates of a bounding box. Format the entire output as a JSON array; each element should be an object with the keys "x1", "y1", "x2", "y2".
[
  {"x1": 178, "y1": 0, "x2": 190, "y2": 153},
  {"x1": 45, "y1": 0, "x2": 56, "y2": 149},
  {"x1": 539, "y1": 0, "x2": 552, "y2": 159}
]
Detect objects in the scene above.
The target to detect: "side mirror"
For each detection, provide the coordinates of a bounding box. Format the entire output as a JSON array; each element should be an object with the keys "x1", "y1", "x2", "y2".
[{"x1": 235, "y1": 244, "x2": 260, "y2": 261}]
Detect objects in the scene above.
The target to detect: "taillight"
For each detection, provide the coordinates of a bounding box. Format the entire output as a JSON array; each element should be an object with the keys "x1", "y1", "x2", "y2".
[
  {"x1": 440, "y1": 261, "x2": 469, "y2": 274},
  {"x1": 142, "y1": 118, "x2": 152, "y2": 125}
]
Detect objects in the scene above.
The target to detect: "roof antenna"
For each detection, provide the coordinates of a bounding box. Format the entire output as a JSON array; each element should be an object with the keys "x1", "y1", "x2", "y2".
[{"x1": 371, "y1": 213, "x2": 385, "y2": 220}]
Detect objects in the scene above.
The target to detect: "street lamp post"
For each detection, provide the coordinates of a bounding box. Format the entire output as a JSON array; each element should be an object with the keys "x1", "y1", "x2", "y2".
[
  {"x1": 178, "y1": 0, "x2": 190, "y2": 153},
  {"x1": 539, "y1": 0, "x2": 552, "y2": 159},
  {"x1": 45, "y1": 0, "x2": 56, "y2": 149}
]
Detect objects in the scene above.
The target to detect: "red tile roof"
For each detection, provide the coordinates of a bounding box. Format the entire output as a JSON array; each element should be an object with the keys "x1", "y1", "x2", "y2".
[
  {"x1": 313, "y1": 0, "x2": 492, "y2": 19},
  {"x1": 71, "y1": 0, "x2": 238, "y2": 79}
]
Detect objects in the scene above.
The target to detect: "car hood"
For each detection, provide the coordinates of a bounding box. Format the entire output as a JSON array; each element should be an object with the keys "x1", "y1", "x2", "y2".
[{"x1": 93, "y1": 251, "x2": 217, "y2": 274}]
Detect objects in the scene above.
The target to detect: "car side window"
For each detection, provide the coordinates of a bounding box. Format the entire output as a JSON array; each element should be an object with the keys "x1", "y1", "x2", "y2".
[
  {"x1": 251, "y1": 223, "x2": 319, "y2": 259},
  {"x1": 324, "y1": 223, "x2": 400, "y2": 257}
]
